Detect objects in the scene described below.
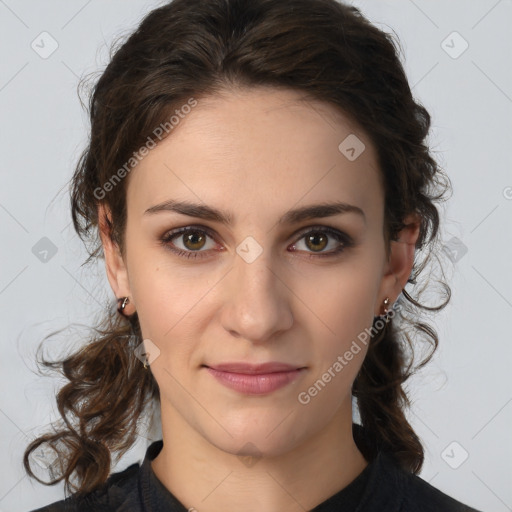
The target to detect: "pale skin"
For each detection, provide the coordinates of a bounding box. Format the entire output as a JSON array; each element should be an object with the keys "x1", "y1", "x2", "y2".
[{"x1": 99, "y1": 86, "x2": 420, "y2": 512}]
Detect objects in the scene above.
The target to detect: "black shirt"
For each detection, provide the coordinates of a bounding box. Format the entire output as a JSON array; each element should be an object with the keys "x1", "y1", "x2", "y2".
[{"x1": 31, "y1": 425, "x2": 482, "y2": 512}]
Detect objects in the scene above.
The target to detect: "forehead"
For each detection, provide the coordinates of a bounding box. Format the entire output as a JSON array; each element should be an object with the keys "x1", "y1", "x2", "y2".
[{"x1": 127, "y1": 87, "x2": 383, "y2": 226}]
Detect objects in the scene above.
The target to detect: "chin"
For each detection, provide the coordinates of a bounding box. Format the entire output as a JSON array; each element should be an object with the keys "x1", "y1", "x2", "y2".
[
  {"x1": 215, "y1": 437, "x2": 288, "y2": 460},
  {"x1": 203, "y1": 421, "x2": 305, "y2": 461}
]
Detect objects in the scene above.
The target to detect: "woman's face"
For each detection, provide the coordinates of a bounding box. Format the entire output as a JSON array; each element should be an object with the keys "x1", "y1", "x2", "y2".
[{"x1": 101, "y1": 86, "x2": 413, "y2": 458}]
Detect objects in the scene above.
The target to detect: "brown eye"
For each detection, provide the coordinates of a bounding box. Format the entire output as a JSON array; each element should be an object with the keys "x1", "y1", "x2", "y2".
[
  {"x1": 161, "y1": 226, "x2": 217, "y2": 259},
  {"x1": 182, "y1": 230, "x2": 207, "y2": 251},
  {"x1": 304, "y1": 232, "x2": 328, "y2": 252},
  {"x1": 291, "y1": 227, "x2": 353, "y2": 258}
]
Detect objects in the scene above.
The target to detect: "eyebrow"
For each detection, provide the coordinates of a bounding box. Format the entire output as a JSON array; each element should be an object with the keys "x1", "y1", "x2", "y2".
[{"x1": 144, "y1": 199, "x2": 366, "y2": 226}]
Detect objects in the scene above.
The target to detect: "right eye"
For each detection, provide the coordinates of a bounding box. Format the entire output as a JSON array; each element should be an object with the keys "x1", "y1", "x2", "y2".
[{"x1": 160, "y1": 226, "x2": 220, "y2": 259}]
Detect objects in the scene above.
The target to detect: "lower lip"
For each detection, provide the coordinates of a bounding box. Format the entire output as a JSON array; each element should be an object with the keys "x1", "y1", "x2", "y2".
[{"x1": 205, "y1": 367, "x2": 306, "y2": 395}]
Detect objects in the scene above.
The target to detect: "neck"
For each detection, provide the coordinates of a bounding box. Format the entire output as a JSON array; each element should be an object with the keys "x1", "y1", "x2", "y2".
[{"x1": 151, "y1": 398, "x2": 368, "y2": 512}]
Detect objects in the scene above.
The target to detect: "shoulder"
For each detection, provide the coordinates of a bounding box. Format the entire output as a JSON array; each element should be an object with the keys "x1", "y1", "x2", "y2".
[
  {"x1": 402, "y1": 472, "x2": 482, "y2": 511},
  {"x1": 378, "y1": 452, "x2": 482, "y2": 512},
  {"x1": 29, "y1": 462, "x2": 141, "y2": 512}
]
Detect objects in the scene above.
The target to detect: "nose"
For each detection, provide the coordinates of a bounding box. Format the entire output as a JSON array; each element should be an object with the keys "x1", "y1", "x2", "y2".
[{"x1": 220, "y1": 247, "x2": 294, "y2": 344}]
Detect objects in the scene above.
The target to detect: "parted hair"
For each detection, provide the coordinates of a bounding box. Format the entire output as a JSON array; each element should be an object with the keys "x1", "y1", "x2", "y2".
[{"x1": 24, "y1": 0, "x2": 451, "y2": 497}]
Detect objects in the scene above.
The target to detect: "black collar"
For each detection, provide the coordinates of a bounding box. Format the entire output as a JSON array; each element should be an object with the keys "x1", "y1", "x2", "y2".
[{"x1": 136, "y1": 424, "x2": 404, "y2": 511}]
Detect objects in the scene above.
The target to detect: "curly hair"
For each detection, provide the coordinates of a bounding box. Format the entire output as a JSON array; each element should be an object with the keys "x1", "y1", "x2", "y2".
[{"x1": 24, "y1": 0, "x2": 451, "y2": 497}]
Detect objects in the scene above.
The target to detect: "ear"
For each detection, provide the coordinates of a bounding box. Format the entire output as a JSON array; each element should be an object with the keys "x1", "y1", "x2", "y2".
[
  {"x1": 98, "y1": 203, "x2": 134, "y2": 313},
  {"x1": 375, "y1": 213, "x2": 421, "y2": 316}
]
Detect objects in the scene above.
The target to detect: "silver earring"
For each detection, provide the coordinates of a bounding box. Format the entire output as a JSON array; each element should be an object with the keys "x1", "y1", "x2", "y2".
[
  {"x1": 117, "y1": 297, "x2": 130, "y2": 316},
  {"x1": 382, "y1": 297, "x2": 390, "y2": 315}
]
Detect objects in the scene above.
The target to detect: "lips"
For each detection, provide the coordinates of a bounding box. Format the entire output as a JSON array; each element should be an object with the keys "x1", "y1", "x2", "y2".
[
  {"x1": 204, "y1": 363, "x2": 307, "y2": 394},
  {"x1": 202, "y1": 361, "x2": 308, "y2": 394},
  {"x1": 204, "y1": 362, "x2": 305, "y2": 374}
]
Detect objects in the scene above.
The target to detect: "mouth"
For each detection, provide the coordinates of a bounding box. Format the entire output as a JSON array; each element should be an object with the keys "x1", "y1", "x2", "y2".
[
  {"x1": 202, "y1": 362, "x2": 307, "y2": 374},
  {"x1": 202, "y1": 363, "x2": 307, "y2": 395}
]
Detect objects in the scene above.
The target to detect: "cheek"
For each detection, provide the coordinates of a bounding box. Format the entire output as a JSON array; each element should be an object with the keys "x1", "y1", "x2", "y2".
[
  {"x1": 126, "y1": 248, "x2": 216, "y2": 363},
  {"x1": 296, "y1": 256, "x2": 381, "y2": 379},
  {"x1": 301, "y1": 257, "x2": 380, "y2": 333}
]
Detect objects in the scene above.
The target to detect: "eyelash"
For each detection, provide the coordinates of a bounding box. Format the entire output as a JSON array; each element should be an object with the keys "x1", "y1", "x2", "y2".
[{"x1": 159, "y1": 225, "x2": 354, "y2": 260}]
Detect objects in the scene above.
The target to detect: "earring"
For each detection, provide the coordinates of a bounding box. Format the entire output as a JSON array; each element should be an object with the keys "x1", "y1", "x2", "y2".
[
  {"x1": 117, "y1": 296, "x2": 130, "y2": 316},
  {"x1": 382, "y1": 297, "x2": 390, "y2": 316}
]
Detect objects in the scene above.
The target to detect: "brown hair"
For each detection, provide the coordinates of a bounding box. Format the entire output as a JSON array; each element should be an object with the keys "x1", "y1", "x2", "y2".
[{"x1": 24, "y1": 0, "x2": 451, "y2": 497}]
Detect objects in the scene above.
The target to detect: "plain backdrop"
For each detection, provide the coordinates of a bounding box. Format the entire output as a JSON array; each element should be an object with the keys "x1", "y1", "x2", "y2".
[{"x1": 1, "y1": 1, "x2": 511, "y2": 511}]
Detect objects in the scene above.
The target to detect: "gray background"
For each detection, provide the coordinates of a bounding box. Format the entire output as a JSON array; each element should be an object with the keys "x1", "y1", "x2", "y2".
[{"x1": 1, "y1": 1, "x2": 511, "y2": 510}]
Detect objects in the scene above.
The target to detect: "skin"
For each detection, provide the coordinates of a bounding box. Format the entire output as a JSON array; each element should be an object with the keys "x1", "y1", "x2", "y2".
[{"x1": 99, "y1": 86, "x2": 420, "y2": 512}]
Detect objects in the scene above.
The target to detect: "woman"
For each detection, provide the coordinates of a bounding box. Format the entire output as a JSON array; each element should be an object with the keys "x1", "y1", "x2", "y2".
[{"x1": 25, "y1": 0, "x2": 481, "y2": 510}]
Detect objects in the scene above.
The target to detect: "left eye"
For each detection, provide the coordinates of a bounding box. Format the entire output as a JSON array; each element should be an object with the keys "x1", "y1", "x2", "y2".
[
  {"x1": 291, "y1": 228, "x2": 350, "y2": 256},
  {"x1": 160, "y1": 226, "x2": 352, "y2": 259}
]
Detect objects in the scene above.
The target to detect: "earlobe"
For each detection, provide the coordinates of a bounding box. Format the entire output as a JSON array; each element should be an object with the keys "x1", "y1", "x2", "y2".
[
  {"x1": 376, "y1": 213, "x2": 421, "y2": 314},
  {"x1": 97, "y1": 204, "x2": 133, "y2": 308}
]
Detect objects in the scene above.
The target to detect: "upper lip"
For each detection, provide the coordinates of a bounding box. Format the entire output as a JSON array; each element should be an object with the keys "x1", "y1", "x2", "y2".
[{"x1": 204, "y1": 362, "x2": 305, "y2": 374}]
